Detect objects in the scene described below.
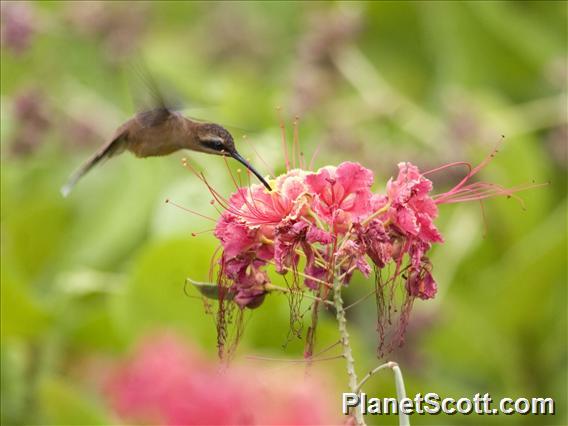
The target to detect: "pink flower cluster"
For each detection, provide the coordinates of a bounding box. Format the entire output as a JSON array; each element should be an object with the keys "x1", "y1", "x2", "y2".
[{"x1": 215, "y1": 161, "x2": 442, "y2": 308}]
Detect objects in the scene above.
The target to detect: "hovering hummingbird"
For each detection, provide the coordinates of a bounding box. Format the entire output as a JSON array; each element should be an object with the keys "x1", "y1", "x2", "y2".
[{"x1": 61, "y1": 74, "x2": 271, "y2": 196}]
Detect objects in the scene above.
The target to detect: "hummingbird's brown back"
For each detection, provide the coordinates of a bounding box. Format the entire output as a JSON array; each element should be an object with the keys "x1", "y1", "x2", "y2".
[{"x1": 124, "y1": 110, "x2": 198, "y2": 158}]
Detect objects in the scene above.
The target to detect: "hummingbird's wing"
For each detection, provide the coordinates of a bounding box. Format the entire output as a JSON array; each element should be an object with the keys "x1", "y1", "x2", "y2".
[
  {"x1": 128, "y1": 58, "x2": 184, "y2": 126},
  {"x1": 136, "y1": 107, "x2": 173, "y2": 128},
  {"x1": 129, "y1": 58, "x2": 250, "y2": 134},
  {"x1": 129, "y1": 57, "x2": 170, "y2": 109},
  {"x1": 128, "y1": 58, "x2": 188, "y2": 131}
]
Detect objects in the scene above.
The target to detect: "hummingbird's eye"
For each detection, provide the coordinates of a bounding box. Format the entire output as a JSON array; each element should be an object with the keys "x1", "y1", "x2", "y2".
[{"x1": 202, "y1": 138, "x2": 225, "y2": 151}]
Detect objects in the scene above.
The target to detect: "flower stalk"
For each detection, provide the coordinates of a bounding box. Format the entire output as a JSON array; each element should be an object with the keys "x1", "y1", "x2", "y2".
[{"x1": 332, "y1": 270, "x2": 364, "y2": 425}]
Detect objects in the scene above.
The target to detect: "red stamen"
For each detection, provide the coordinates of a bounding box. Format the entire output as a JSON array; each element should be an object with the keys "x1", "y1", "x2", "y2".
[
  {"x1": 165, "y1": 198, "x2": 216, "y2": 222},
  {"x1": 438, "y1": 141, "x2": 503, "y2": 201},
  {"x1": 242, "y1": 134, "x2": 275, "y2": 177},
  {"x1": 309, "y1": 142, "x2": 322, "y2": 171},
  {"x1": 276, "y1": 106, "x2": 290, "y2": 171},
  {"x1": 423, "y1": 161, "x2": 472, "y2": 176},
  {"x1": 208, "y1": 245, "x2": 222, "y2": 282},
  {"x1": 292, "y1": 116, "x2": 300, "y2": 169},
  {"x1": 436, "y1": 182, "x2": 546, "y2": 209},
  {"x1": 222, "y1": 155, "x2": 241, "y2": 191},
  {"x1": 191, "y1": 228, "x2": 215, "y2": 237}
]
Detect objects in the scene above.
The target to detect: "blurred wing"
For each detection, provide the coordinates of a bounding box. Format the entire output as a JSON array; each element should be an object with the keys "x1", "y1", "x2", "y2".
[
  {"x1": 128, "y1": 57, "x2": 253, "y2": 135},
  {"x1": 128, "y1": 57, "x2": 182, "y2": 127},
  {"x1": 135, "y1": 107, "x2": 173, "y2": 128}
]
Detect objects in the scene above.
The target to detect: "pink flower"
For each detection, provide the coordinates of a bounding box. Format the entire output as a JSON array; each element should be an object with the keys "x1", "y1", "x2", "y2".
[
  {"x1": 303, "y1": 248, "x2": 329, "y2": 290},
  {"x1": 223, "y1": 256, "x2": 268, "y2": 308},
  {"x1": 227, "y1": 170, "x2": 309, "y2": 226},
  {"x1": 274, "y1": 220, "x2": 308, "y2": 273},
  {"x1": 106, "y1": 334, "x2": 336, "y2": 425},
  {"x1": 306, "y1": 225, "x2": 332, "y2": 245},
  {"x1": 305, "y1": 161, "x2": 374, "y2": 230},
  {"x1": 214, "y1": 215, "x2": 258, "y2": 259},
  {"x1": 211, "y1": 161, "x2": 446, "y2": 311},
  {"x1": 185, "y1": 143, "x2": 537, "y2": 355},
  {"x1": 273, "y1": 219, "x2": 332, "y2": 287},
  {"x1": 406, "y1": 260, "x2": 437, "y2": 300},
  {"x1": 355, "y1": 219, "x2": 392, "y2": 268},
  {"x1": 274, "y1": 169, "x2": 310, "y2": 219},
  {"x1": 386, "y1": 162, "x2": 443, "y2": 244},
  {"x1": 336, "y1": 239, "x2": 371, "y2": 282}
]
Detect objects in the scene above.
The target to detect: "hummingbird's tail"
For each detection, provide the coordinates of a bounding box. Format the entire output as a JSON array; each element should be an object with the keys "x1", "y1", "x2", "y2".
[
  {"x1": 61, "y1": 133, "x2": 126, "y2": 197},
  {"x1": 60, "y1": 160, "x2": 95, "y2": 198}
]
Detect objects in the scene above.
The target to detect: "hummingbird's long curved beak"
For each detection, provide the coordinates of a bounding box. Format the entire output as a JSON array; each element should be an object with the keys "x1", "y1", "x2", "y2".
[{"x1": 231, "y1": 151, "x2": 272, "y2": 191}]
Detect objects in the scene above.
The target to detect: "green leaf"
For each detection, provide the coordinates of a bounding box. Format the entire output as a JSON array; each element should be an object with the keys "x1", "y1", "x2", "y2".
[{"x1": 186, "y1": 278, "x2": 234, "y2": 301}]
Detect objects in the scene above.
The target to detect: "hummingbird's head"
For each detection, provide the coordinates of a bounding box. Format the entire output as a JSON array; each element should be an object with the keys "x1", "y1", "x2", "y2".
[
  {"x1": 195, "y1": 123, "x2": 236, "y2": 156},
  {"x1": 196, "y1": 123, "x2": 272, "y2": 191}
]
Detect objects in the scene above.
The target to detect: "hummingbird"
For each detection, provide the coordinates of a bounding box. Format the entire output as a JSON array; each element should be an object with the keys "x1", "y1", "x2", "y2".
[{"x1": 61, "y1": 83, "x2": 272, "y2": 196}]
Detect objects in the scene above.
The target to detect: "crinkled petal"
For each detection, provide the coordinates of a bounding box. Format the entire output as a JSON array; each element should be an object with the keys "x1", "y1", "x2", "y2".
[
  {"x1": 407, "y1": 269, "x2": 437, "y2": 300},
  {"x1": 306, "y1": 226, "x2": 332, "y2": 245},
  {"x1": 335, "y1": 161, "x2": 374, "y2": 196},
  {"x1": 215, "y1": 216, "x2": 258, "y2": 259}
]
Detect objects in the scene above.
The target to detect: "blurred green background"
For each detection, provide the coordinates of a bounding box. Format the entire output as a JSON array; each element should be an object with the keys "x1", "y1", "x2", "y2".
[{"x1": 1, "y1": 1, "x2": 566, "y2": 425}]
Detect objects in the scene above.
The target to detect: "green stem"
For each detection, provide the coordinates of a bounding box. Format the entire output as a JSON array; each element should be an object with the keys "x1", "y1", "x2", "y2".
[
  {"x1": 355, "y1": 361, "x2": 410, "y2": 426},
  {"x1": 355, "y1": 362, "x2": 393, "y2": 393},
  {"x1": 392, "y1": 363, "x2": 410, "y2": 426},
  {"x1": 333, "y1": 275, "x2": 365, "y2": 425},
  {"x1": 264, "y1": 284, "x2": 333, "y2": 306}
]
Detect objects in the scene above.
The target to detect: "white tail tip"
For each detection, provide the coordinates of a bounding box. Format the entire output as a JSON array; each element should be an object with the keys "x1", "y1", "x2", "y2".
[{"x1": 60, "y1": 183, "x2": 72, "y2": 198}]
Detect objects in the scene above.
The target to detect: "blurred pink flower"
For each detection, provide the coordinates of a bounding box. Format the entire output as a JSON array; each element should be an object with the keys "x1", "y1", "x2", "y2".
[
  {"x1": 1, "y1": 1, "x2": 36, "y2": 54},
  {"x1": 106, "y1": 334, "x2": 336, "y2": 425}
]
